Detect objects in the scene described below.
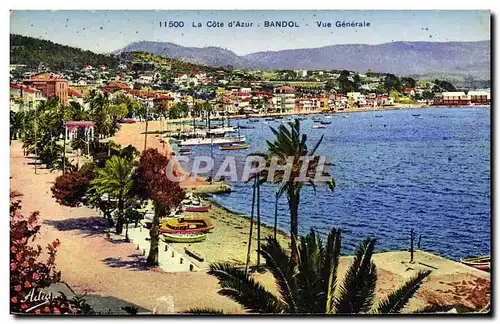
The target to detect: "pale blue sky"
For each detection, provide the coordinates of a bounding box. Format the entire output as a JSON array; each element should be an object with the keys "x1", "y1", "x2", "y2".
[{"x1": 10, "y1": 10, "x2": 490, "y2": 55}]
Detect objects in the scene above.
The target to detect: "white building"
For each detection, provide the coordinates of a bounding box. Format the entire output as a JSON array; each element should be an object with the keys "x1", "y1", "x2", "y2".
[{"x1": 274, "y1": 86, "x2": 296, "y2": 112}]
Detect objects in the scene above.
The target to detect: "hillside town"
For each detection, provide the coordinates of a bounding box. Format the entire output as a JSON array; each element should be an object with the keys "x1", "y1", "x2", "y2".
[{"x1": 9, "y1": 53, "x2": 491, "y2": 117}]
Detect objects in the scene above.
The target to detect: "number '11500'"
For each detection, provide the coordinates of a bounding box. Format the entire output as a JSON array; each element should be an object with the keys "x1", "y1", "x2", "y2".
[{"x1": 159, "y1": 21, "x2": 185, "y2": 28}]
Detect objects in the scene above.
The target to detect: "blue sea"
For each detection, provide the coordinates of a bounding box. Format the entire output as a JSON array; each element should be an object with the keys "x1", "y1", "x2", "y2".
[{"x1": 178, "y1": 107, "x2": 491, "y2": 260}]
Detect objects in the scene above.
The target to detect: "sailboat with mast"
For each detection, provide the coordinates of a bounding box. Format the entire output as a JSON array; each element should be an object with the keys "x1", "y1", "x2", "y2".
[{"x1": 178, "y1": 97, "x2": 245, "y2": 147}]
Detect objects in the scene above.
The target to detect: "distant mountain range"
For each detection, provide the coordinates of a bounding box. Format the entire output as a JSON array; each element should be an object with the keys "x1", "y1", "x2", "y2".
[{"x1": 115, "y1": 40, "x2": 490, "y2": 79}]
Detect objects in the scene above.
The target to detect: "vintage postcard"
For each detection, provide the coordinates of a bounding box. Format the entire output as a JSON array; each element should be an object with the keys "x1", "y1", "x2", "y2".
[{"x1": 9, "y1": 10, "x2": 490, "y2": 315}]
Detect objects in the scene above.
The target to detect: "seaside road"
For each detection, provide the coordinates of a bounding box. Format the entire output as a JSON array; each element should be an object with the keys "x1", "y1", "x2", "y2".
[{"x1": 9, "y1": 140, "x2": 244, "y2": 314}]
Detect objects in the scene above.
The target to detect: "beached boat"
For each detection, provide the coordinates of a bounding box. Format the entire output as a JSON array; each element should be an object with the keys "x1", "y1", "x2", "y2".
[
  {"x1": 219, "y1": 144, "x2": 250, "y2": 150},
  {"x1": 162, "y1": 232, "x2": 207, "y2": 243},
  {"x1": 183, "y1": 205, "x2": 210, "y2": 212},
  {"x1": 461, "y1": 255, "x2": 490, "y2": 272},
  {"x1": 178, "y1": 136, "x2": 246, "y2": 147},
  {"x1": 160, "y1": 216, "x2": 214, "y2": 234}
]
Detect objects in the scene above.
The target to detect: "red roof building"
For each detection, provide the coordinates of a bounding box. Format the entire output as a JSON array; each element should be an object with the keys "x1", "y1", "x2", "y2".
[{"x1": 22, "y1": 73, "x2": 68, "y2": 105}]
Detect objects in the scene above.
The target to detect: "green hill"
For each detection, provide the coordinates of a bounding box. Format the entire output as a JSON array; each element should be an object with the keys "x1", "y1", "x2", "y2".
[
  {"x1": 128, "y1": 51, "x2": 222, "y2": 73},
  {"x1": 10, "y1": 34, "x2": 119, "y2": 70}
]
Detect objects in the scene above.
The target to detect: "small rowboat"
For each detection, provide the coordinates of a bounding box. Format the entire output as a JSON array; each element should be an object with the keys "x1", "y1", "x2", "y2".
[
  {"x1": 320, "y1": 121, "x2": 331, "y2": 125},
  {"x1": 160, "y1": 216, "x2": 214, "y2": 234},
  {"x1": 179, "y1": 148, "x2": 192, "y2": 153},
  {"x1": 183, "y1": 205, "x2": 210, "y2": 212},
  {"x1": 219, "y1": 144, "x2": 250, "y2": 150},
  {"x1": 461, "y1": 255, "x2": 490, "y2": 272},
  {"x1": 313, "y1": 124, "x2": 326, "y2": 129},
  {"x1": 162, "y1": 232, "x2": 207, "y2": 243}
]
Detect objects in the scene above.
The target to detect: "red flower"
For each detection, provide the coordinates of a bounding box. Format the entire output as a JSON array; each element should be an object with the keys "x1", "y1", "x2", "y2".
[
  {"x1": 53, "y1": 308, "x2": 61, "y2": 314},
  {"x1": 35, "y1": 309, "x2": 41, "y2": 314},
  {"x1": 43, "y1": 306, "x2": 50, "y2": 313},
  {"x1": 11, "y1": 246, "x2": 16, "y2": 253},
  {"x1": 21, "y1": 303, "x2": 28, "y2": 310},
  {"x1": 21, "y1": 261, "x2": 29, "y2": 268},
  {"x1": 10, "y1": 263, "x2": 17, "y2": 271},
  {"x1": 11, "y1": 296, "x2": 17, "y2": 303},
  {"x1": 15, "y1": 253, "x2": 22, "y2": 261},
  {"x1": 32, "y1": 273, "x2": 40, "y2": 280},
  {"x1": 24, "y1": 281, "x2": 32, "y2": 288},
  {"x1": 14, "y1": 285, "x2": 22, "y2": 292}
]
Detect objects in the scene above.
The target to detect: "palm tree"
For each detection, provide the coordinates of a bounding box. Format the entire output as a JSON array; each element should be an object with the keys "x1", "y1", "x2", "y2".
[
  {"x1": 245, "y1": 177, "x2": 257, "y2": 274},
  {"x1": 266, "y1": 119, "x2": 335, "y2": 263},
  {"x1": 90, "y1": 155, "x2": 136, "y2": 234},
  {"x1": 202, "y1": 101, "x2": 214, "y2": 129},
  {"x1": 273, "y1": 192, "x2": 279, "y2": 240},
  {"x1": 189, "y1": 228, "x2": 432, "y2": 314}
]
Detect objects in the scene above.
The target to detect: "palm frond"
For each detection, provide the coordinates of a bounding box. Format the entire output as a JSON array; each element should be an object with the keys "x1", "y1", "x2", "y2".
[
  {"x1": 324, "y1": 228, "x2": 341, "y2": 313},
  {"x1": 208, "y1": 263, "x2": 283, "y2": 314},
  {"x1": 331, "y1": 238, "x2": 377, "y2": 314},
  {"x1": 295, "y1": 229, "x2": 326, "y2": 313},
  {"x1": 182, "y1": 308, "x2": 225, "y2": 315},
  {"x1": 260, "y1": 237, "x2": 298, "y2": 313},
  {"x1": 371, "y1": 270, "x2": 431, "y2": 314},
  {"x1": 309, "y1": 134, "x2": 324, "y2": 156},
  {"x1": 411, "y1": 304, "x2": 456, "y2": 314}
]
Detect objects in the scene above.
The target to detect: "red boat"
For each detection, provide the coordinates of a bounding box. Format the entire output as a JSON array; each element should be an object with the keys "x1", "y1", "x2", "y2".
[
  {"x1": 183, "y1": 205, "x2": 210, "y2": 213},
  {"x1": 461, "y1": 255, "x2": 490, "y2": 272},
  {"x1": 159, "y1": 227, "x2": 206, "y2": 234}
]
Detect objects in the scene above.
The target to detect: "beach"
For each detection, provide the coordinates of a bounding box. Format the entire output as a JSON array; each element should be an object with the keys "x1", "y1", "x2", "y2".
[{"x1": 9, "y1": 105, "x2": 490, "y2": 313}]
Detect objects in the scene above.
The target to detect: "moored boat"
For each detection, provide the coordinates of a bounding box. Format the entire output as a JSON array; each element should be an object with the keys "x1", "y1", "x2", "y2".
[
  {"x1": 461, "y1": 255, "x2": 490, "y2": 272},
  {"x1": 179, "y1": 136, "x2": 246, "y2": 147},
  {"x1": 219, "y1": 144, "x2": 250, "y2": 150},
  {"x1": 320, "y1": 121, "x2": 331, "y2": 125},
  {"x1": 160, "y1": 216, "x2": 214, "y2": 234},
  {"x1": 313, "y1": 124, "x2": 326, "y2": 129},
  {"x1": 162, "y1": 232, "x2": 207, "y2": 243},
  {"x1": 183, "y1": 205, "x2": 210, "y2": 212}
]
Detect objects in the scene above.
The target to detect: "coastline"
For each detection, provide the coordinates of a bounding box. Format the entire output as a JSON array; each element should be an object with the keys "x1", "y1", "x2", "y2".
[{"x1": 10, "y1": 107, "x2": 491, "y2": 312}]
